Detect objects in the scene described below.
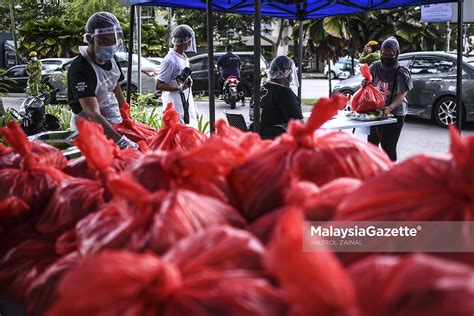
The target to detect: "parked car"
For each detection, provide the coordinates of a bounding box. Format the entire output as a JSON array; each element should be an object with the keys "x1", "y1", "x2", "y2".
[
  {"x1": 324, "y1": 57, "x2": 360, "y2": 79},
  {"x1": 115, "y1": 52, "x2": 161, "y2": 95},
  {"x1": 188, "y1": 51, "x2": 269, "y2": 96},
  {"x1": 40, "y1": 58, "x2": 72, "y2": 72},
  {"x1": 0, "y1": 64, "x2": 52, "y2": 94},
  {"x1": 148, "y1": 57, "x2": 164, "y2": 66},
  {"x1": 332, "y1": 51, "x2": 474, "y2": 127}
]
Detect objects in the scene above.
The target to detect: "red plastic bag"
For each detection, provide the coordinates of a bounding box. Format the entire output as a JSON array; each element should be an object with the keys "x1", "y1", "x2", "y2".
[
  {"x1": 148, "y1": 103, "x2": 207, "y2": 151},
  {"x1": 228, "y1": 94, "x2": 391, "y2": 220},
  {"x1": 349, "y1": 254, "x2": 474, "y2": 316},
  {"x1": 113, "y1": 102, "x2": 158, "y2": 143},
  {"x1": 129, "y1": 149, "x2": 233, "y2": 203},
  {"x1": 67, "y1": 119, "x2": 141, "y2": 180},
  {"x1": 36, "y1": 177, "x2": 105, "y2": 234},
  {"x1": 75, "y1": 175, "x2": 245, "y2": 256},
  {"x1": 0, "y1": 239, "x2": 57, "y2": 302},
  {"x1": 336, "y1": 127, "x2": 474, "y2": 222},
  {"x1": 26, "y1": 252, "x2": 79, "y2": 316},
  {"x1": 265, "y1": 207, "x2": 358, "y2": 316},
  {"x1": 48, "y1": 227, "x2": 287, "y2": 316},
  {"x1": 0, "y1": 138, "x2": 67, "y2": 170},
  {"x1": 0, "y1": 122, "x2": 66, "y2": 215},
  {"x1": 351, "y1": 64, "x2": 385, "y2": 112}
]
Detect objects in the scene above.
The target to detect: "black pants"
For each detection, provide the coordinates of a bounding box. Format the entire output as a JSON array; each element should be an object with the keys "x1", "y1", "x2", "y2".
[
  {"x1": 218, "y1": 77, "x2": 225, "y2": 95},
  {"x1": 368, "y1": 116, "x2": 405, "y2": 161}
]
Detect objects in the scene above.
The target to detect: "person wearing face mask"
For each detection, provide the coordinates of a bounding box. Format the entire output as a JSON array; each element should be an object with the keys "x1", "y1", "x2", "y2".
[
  {"x1": 249, "y1": 55, "x2": 303, "y2": 139},
  {"x1": 67, "y1": 12, "x2": 139, "y2": 150},
  {"x1": 364, "y1": 36, "x2": 413, "y2": 161},
  {"x1": 156, "y1": 24, "x2": 199, "y2": 127},
  {"x1": 26, "y1": 51, "x2": 43, "y2": 96}
]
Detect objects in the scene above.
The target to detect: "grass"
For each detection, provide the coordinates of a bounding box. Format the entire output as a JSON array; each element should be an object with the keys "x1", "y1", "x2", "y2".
[{"x1": 301, "y1": 98, "x2": 318, "y2": 106}]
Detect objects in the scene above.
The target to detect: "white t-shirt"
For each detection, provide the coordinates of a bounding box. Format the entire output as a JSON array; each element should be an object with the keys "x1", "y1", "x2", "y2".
[{"x1": 158, "y1": 49, "x2": 198, "y2": 126}]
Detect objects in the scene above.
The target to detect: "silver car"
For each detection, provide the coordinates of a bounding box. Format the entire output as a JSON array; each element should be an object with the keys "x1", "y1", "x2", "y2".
[
  {"x1": 332, "y1": 52, "x2": 474, "y2": 127},
  {"x1": 46, "y1": 53, "x2": 161, "y2": 102}
]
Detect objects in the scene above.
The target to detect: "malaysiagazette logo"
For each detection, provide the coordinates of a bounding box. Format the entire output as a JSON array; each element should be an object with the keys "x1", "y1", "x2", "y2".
[{"x1": 311, "y1": 225, "x2": 421, "y2": 239}]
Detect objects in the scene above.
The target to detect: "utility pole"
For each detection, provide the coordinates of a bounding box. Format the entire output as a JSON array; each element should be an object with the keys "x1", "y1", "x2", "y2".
[
  {"x1": 447, "y1": 22, "x2": 451, "y2": 51},
  {"x1": 8, "y1": 0, "x2": 19, "y2": 65}
]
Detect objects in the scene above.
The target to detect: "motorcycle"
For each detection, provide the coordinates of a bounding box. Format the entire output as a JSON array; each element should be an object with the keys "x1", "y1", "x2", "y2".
[
  {"x1": 9, "y1": 89, "x2": 61, "y2": 136},
  {"x1": 223, "y1": 76, "x2": 245, "y2": 109}
]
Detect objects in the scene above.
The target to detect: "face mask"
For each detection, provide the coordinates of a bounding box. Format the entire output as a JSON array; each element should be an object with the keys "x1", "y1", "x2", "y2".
[
  {"x1": 381, "y1": 57, "x2": 397, "y2": 67},
  {"x1": 31, "y1": 57, "x2": 38, "y2": 62},
  {"x1": 95, "y1": 44, "x2": 118, "y2": 62}
]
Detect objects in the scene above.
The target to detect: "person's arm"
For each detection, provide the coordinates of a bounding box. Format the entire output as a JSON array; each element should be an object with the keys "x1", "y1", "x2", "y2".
[
  {"x1": 78, "y1": 96, "x2": 123, "y2": 142},
  {"x1": 156, "y1": 79, "x2": 185, "y2": 92},
  {"x1": 381, "y1": 91, "x2": 407, "y2": 117},
  {"x1": 114, "y1": 84, "x2": 126, "y2": 107}
]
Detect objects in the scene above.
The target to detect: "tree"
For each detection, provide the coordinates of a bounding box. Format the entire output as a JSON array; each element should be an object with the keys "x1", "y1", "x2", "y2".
[
  {"x1": 64, "y1": 0, "x2": 128, "y2": 22},
  {"x1": 173, "y1": 8, "x2": 274, "y2": 51},
  {"x1": 0, "y1": 0, "x2": 66, "y2": 32}
]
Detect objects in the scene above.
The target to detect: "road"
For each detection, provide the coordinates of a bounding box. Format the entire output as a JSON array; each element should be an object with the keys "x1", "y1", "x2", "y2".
[{"x1": 195, "y1": 78, "x2": 474, "y2": 162}]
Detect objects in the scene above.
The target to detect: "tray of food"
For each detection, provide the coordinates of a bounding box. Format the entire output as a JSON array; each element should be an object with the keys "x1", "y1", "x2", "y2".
[{"x1": 345, "y1": 110, "x2": 393, "y2": 121}]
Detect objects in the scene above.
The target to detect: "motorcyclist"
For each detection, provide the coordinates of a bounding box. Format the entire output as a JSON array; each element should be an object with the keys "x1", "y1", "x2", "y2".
[
  {"x1": 217, "y1": 44, "x2": 241, "y2": 99},
  {"x1": 360, "y1": 40, "x2": 380, "y2": 66},
  {"x1": 67, "y1": 12, "x2": 139, "y2": 150},
  {"x1": 26, "y1": 51, "x2": 43, "y2": 96},
  {"x1": 156, "y1": 24, "x2": 199, "y2": 127}
]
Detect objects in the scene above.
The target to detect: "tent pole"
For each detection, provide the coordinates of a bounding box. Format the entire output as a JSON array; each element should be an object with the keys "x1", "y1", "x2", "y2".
[
  {"x1": 207, "y1": 0, "x2": 216, "y2": 133},
  {"x1": 298, "y1": 19, "x2": 304, "y2": 100},
  {"x1": 127, "y1": 5, "x2": 136, "y2": 104},
  {"x1": 253, "y1": 0, "x2": 262, "y2": 133},
  {"x1": 137, "y1": 5, "x2": 142, "y2": 93},
  {"x1": 456, "y1": 0, "x2": 463, "y2": 132},
  {"x1": 328, "y1": 58, "x2": 332, "y2": 96}
]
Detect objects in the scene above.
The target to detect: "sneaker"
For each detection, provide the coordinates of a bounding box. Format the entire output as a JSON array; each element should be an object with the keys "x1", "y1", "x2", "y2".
[{"x1": 218, "y1": 95, "x2": 224, "y2": 100}]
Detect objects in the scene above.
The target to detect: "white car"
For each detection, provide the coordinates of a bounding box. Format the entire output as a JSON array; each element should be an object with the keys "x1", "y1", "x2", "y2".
[
  {"x1": 324, "y1": 57, "x2": 360, "y2": 79},
  {"x1": 40, "y1": 58, "x2": 72, "y2": 72},
  {"x1": 147, "y1": 57, "x2": 164, "y2": 67}
]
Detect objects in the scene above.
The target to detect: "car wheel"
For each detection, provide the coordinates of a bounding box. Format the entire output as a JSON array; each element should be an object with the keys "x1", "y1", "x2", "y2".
[
  {"x1": 339, "y1": 90, "x2": 354, "y2": 112},
  {"x1": 121, "y1": 83, "x2": 138, "y2": 98},
  {"x1": 433, "y1": 96, "x2": 464, "y2": 128},
  {"x1": 328, "y1": 71, "x2": 337, "y2": 80}
]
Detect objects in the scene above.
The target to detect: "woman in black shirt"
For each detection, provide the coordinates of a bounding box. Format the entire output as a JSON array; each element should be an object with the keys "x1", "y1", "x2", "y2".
[{"x1": 250, "y1": 55, "x2": 303, "y2": 139}]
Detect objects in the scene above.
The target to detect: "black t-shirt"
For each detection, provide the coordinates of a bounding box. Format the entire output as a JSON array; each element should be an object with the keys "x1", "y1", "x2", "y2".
[
  {"x1": 217, "y1": 52, "x2": 241, "y2": 79},
  {"x1": 67, "y1": 54, "x2": 124, "y2": 114},
  {"x1": 250, "y1": 81, "x2": 303, "y2": 126}
]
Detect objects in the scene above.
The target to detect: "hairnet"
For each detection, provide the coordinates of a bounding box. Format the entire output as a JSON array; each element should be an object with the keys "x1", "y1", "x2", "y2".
[
  {"x1": 269, "y1": 55, "x2": 295, "y2": 80},
  {"x1": 85, "y1": 12, "x2": 122, "y2": 34}
]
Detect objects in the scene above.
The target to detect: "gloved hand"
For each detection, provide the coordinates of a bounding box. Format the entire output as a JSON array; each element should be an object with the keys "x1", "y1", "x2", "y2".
[{"x1": 116, "y1": 135, "x2": 140, "y2": 150}]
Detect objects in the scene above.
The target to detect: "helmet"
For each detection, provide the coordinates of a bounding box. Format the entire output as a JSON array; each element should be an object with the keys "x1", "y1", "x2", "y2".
[
  {"x1": 172, "y1": 24, "x2": 196, "y2": 53},
  {"x1": 367, "y1": 40, "x2": 378, "y2": 46},
  {"x1": 29, "y1": 51, "x2": 37, "y2": 58}
]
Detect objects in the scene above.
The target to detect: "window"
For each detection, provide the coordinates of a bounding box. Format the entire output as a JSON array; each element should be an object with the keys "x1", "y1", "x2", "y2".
[
  {"x1": 6, "y1": 67, "x2": 25, "y2": 78},
  {"x1": 411, "y1": 57, "x2": 454, "y2": 74},
  {"x1": 189, "y1": 57, "x2": 207, "y2": 71}
]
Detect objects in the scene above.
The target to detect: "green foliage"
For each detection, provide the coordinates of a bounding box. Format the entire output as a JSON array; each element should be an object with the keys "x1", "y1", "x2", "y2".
[
  {"x1": 197, "y1": 114, "x2": 210, "y2": 135},
  {"x1": 130, "y1": 93, "x2": 163, "y2": 129},
  {"x1": 122, "y1": 21, "x2": 168, "y2": 57},
  {"x1": 64, "y1": 0, "x2": 128, "y2": 22},
  {"x1": 306, "y1": 7, "x2": 447, "y2": 62},
  {"x1": 46, "y1": 104, "x2": 72, "y2": 130},
  {"x1": 18, "y1": 17, "x2": 84, "y2": 58},
  {"x1": 0, "y1": 0, "x2": 66, "y2": 32},
  {"x1": 174, "y1": 9, "x2": 273, "y2": 48}
]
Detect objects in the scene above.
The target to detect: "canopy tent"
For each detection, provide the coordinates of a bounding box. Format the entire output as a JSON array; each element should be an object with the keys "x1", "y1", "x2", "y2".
[
  {"x1": 130, "y1": 0, "x2": 457, "y2": 19},
  {"x1": 127, "y1": 0, "x2": 464, "y2": 133}
]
